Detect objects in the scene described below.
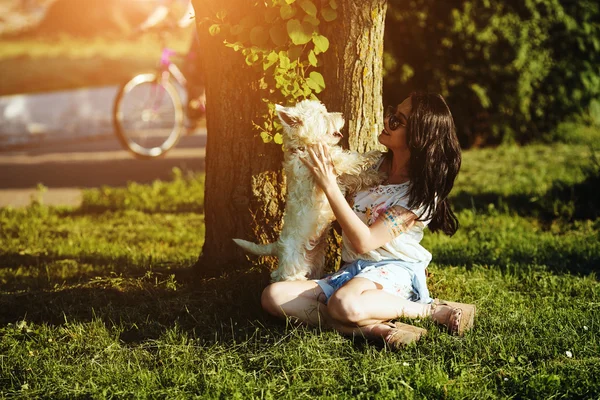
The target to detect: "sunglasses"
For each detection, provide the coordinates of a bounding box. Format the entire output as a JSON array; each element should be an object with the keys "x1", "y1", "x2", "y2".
[{"x1": 385, "y1": 105, "x2": 407, "y2": 131}]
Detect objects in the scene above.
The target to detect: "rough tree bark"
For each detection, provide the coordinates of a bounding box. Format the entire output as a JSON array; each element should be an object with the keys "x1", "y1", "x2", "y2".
[
  {"x1": 320, "y1": 1, "x2": 388, "y2": 153},
  {"x1": 193, "y1": 0, "x2": 387, "y2": 277}
]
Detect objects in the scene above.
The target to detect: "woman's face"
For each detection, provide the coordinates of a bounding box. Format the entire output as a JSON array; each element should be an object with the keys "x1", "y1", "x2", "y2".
[{"x1": 379, "y1": 97, "x2": 412, "y2": 152}]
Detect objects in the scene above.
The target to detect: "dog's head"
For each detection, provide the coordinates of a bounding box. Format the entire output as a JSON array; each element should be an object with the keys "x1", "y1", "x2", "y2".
[{"x1": 275, "y1": 100, "x2": 344, "y2": 150}]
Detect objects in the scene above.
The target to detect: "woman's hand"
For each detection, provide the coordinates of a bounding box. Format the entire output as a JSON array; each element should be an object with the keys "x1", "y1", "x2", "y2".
[{"x1": 301, "y1": 143, "x2": 338, "y2": 192}]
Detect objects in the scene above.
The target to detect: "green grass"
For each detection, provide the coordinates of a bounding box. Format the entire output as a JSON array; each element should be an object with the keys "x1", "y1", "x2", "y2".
[
  {"x1": 1, "y1": 142, "x2": 599, "y2": 398},
  {"x1": 80, "y1": 167, "x2": 205, "y2": 214},
  {"x1": 0, "y1": 33, "x2": 192, "y2": 96},
  {"x1": 452, "y1": 143, "x2": 600, "y2": 220}
]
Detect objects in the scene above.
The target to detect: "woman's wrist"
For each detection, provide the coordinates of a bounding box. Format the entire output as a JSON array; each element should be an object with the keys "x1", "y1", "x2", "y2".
[
  {"x1": 321, "y1": 178, "x2": 339, "y2": 196},
  {"x1": 321, "y1": 179, "x2": 338, "y2": 193}
]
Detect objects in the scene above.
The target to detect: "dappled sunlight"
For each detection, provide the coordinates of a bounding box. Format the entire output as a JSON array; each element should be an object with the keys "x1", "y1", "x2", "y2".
[
  {"x1": 0, "y1": 35, "x2": 191, "y2": 97},
  {"x1": 0, "y1": 35, "x2": 189, "y2": 60},
  {"x1": 0, "y1": 1, "x2": 599, "y2": 398}
]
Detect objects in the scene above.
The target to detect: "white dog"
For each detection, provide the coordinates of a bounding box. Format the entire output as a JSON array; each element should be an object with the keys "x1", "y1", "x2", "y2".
[{"x1": 234, "y1": 100, "x2": 382, "y2": 281}]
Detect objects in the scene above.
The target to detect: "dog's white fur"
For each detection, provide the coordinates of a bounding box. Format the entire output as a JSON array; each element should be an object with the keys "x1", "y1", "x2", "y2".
[{"x1": 233, "y1": 100, "x2": 382, "y2": 281}]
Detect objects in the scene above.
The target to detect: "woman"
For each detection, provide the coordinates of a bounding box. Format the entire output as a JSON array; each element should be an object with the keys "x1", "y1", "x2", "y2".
[{"x1": 261, "y1": 92, "x2": 475, "y2": 348}]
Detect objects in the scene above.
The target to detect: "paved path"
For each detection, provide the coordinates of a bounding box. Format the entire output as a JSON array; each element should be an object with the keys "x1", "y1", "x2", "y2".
[
  {"x1": 0, "y1": 85, "x2": 205, "y2": 208},
  {"x1": 0, "y1": 86, "x2": 121, "y2": 148},
  {"x1": 0, "y1": 132, "x2": 206, "y2": 208}
]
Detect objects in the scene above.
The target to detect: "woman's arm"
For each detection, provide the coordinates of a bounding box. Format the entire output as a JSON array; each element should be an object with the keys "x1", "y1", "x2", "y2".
[{"x1": 302, "y1": 144, "x2": 417, "y2": 254}]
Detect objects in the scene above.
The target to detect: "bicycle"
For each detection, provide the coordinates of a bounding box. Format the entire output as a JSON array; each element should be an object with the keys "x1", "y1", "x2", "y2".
[{"x1": 113, "y1": 32, "x2": 204, "y2": 159}]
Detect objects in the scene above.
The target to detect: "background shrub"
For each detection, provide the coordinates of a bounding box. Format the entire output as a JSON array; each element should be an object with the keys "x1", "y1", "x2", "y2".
[{"x1": 383, "y1": 0, "x2": 600, "y2": 147}]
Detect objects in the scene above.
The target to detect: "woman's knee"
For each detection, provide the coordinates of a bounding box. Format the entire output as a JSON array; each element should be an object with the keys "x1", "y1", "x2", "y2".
[
  {"x1": 261, "y1": 283, "x2": 283, "y2": 316},
  {"x1": 262, "y1": 280, "x2": 324, "y2": 320},
  {"x1": 327, "y1": 278, "x2": 377, "y2": 324},
  {"x1": 327, "y1": 289, "x2": 365, "y2": 324}
]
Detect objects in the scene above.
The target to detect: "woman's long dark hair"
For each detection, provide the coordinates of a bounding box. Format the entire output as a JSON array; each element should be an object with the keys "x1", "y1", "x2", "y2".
[{"x1": 402, "y1": 92, "x2": 461, "y2": 236}]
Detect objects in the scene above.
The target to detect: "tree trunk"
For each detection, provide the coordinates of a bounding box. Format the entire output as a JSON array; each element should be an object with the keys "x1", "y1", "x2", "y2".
[
  {"x1": 193, "y1": 0, "x2": 387, "y2": 277},
  {"x1": 193, "y1": 1, "x2": 285, "y2": 276},
  {"x1": 320, "y1": 1, "x2": 387, "y2": 153}
]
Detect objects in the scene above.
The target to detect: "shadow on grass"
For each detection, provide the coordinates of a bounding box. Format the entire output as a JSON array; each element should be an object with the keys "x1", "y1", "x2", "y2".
[
  {"x1": 0, "y1": 251, "x2": 200, "y2": 292},
  {"x1": 0, "y1": 267, "x2": 283, "y2": 345},
  {"x1": 452, "y1": 169, "x2": 600, "y2": 221},
  {"x1": 433, "y1": 248, "x2": 600, "y2": 277}
]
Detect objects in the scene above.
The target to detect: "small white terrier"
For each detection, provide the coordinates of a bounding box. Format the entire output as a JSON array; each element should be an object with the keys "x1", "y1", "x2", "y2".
[{"x1": 234, "y1": 100, "x2": 382, "y2": 281}]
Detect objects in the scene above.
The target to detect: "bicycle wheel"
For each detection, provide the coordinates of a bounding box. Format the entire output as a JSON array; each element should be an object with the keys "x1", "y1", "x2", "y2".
[{"x1": 113, "y1": 73, "x2": 184, "y2": 159}]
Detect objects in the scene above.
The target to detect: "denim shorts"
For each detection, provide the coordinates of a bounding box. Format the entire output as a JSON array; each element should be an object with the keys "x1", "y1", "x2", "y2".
[{"x1": 315, "y1": 259, "x2": 427, "y2": 304}]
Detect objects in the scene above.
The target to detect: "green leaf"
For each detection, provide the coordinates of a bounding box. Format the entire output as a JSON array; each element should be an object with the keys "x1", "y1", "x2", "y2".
[
  {"x1": 303, "y1": 84, "x2": 312, "y2": 97},
  {"x1": 273, "y1": 133, "x2": 284, "y2": 144},
  {"x1": 321, "y1": 7, "x2": 337, "y2": 22},
  {"x1": 264, "y1": 7, "x2": 279, "y2": 23},
  {"x1": 308, "y1": 49, "x2": 318, "y2": 67},
  {"x1": 209, "y1": 24, "x2": 221, "y2": 36},
  {"x1": 225, "y1": 41, "x2": 244, "y2": 51},
  {"x1": 269, "y1": 24, "x2": 288, "y2": 47},
  {"x1": 250, "y1": 26, "x2": 269, "y2": 46},
  {"x1": 285, "y1": 0, "x2": 295, "y2": 4},
  {"x1": 312, "y1": 34, "x2": 329, "y2": 53},
  {"x1": 278, "y1": 51, "x2": 291, "y2": 69},
  {"x1": 303, "y1": 14, "x2": 320, "y2": 26},
  {"x1": 230, "y1": 24, "x2": 245, "y2": 36},
  {"x1": 280, "y1": 4, "x2": 296, "y2": 20},
  {"x1": 287, "y1": 45, "x2": 304, "y2": 61},
  {"x1": 287, "y1": 19, "x2": 313, "y2": 45},
  {"x1": 260, "y1": 131, "x2": 273, "y2": 143},
  {"x1": 329, "y1": 0, "x2": 337, "y2": 10},
  {"x1": 258, "y1": 77, "x2": 268, "y2": 89},
  {"x1": 469, "y1": 83, "x2": 491, "y2": 109},
  {"x1": 263, "y1": 51, "x2": 279, "y2": 70},
  {"x1": 240, "y1": 15, "x2": 258, "y2": 29},
  {"x1": 245, "y1": 52, "x2": 260, "y2": 66},
  {"x1": 274, "y1": 75, "x2": 284, "y2": 89},
  {"x1": 216, "y1": 10, "x2": 227, "y2": 20},
  {"x1": 589, "y1": 99, "x2": 600, "y2": 125},
  {"x1": 298, "y1": 0, "x2": 317, "y2": 17},
  {"x1": 592, "y1": 36, "x2": 600, "y2": 52},
  {"x1": 307, "y1": 71, "x2": 325, "y2": 93}
]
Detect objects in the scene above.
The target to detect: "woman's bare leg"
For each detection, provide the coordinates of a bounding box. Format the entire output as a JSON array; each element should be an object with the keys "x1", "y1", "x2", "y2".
[
  {"x1": 327, "y1": 277, "x2": 432, "y2": 326},
  {"x1": 261, "y1": 281, "x2": 376, "y2": 334},
  {"x1": 261, "y1": 279, "x2": 426, "y2": 342},
  {"x1": 261, "y1": 280, "x2": 328, "y2": 326}
]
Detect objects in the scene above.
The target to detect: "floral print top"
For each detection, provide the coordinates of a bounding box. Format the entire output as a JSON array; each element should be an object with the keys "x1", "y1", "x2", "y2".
[{"x1": 342, "y1": 157, "x2": 433, "y2": 263}]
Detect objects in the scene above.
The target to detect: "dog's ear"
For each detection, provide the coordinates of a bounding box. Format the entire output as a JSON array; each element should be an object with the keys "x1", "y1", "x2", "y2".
[{"x1": 275, "y1": 104, "x2": 303, "y2": 128}]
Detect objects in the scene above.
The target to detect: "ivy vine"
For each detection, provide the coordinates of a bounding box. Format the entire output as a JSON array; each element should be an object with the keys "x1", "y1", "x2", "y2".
[{"x1": 207, "y1": 0, "x2": 338, "y2": 144}]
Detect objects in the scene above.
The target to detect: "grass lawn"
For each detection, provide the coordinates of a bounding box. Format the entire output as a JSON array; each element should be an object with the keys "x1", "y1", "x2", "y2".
[
  {"x1": 0, "y1": 33, "x2": 192, "y2": 96},
  {"x1": 1, "y1": 143, "x2": 599, "y2": 398}
]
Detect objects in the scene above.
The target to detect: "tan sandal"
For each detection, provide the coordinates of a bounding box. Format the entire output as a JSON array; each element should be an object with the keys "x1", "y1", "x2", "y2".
[
  {"x1": 383, "y1": 322, "x2": 427, "y2": 349},
  {"x1": 431, "y1": 299, "x2": 476, "y2": 336}
]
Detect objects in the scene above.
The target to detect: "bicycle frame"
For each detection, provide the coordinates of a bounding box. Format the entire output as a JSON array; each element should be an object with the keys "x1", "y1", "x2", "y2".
[
  {"x1": 113, "y1": 33, "x2": 200, "y2": 158},
  {"x1": 139, "y1": 48, "x2": 188, "y2": 120},
  {"x1": 159, "y1": 48, "x2": 187, "y2": 88}
]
